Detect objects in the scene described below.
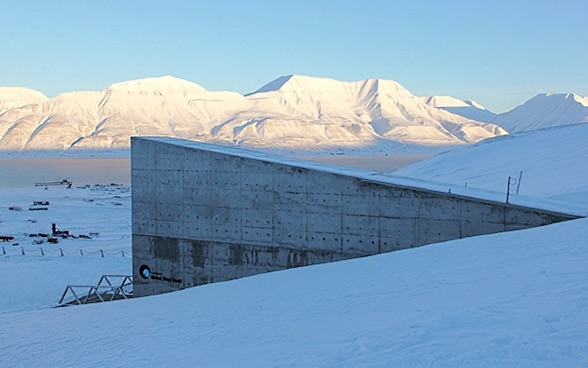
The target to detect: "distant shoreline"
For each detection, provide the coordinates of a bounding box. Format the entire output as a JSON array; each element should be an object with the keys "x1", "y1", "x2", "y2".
[
  {"x1": 0, "y1": 157, "x2": 131, "y2": 189},
  {"x1": 0, "y1": 154, "x2": 429, "y2": 189}
]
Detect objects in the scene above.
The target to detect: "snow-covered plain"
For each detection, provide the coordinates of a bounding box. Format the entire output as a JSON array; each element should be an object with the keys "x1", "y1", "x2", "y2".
[
  {"x1": 0, "y1": 185, "x2": 131, "y2": 313},
  {"x1": 1, "y1": 124, "x2": 587, "y2": 367}
]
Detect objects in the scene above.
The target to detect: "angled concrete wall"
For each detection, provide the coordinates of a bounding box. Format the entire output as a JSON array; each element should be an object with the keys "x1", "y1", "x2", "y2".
[{"x1": 132, "y1": 137, "x2": 578, "y2": 297}]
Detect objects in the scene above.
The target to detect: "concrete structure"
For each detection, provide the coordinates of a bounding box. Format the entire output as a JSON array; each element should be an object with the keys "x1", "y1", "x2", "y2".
[{"x1": 132, "y1": 137, "x2": 579, "y2": 297}]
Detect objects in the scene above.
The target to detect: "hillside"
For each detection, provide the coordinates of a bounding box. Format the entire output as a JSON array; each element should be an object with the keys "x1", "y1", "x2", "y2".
[
  {"x1": 0, "y1": 75, "x2": 507, "y2": 155},
  {"x1": 394, "y1": 123, "x2": 588, "y2": 207}
]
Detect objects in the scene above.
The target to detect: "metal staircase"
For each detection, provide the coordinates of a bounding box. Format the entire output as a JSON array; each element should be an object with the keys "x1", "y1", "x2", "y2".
[{"x1": 57, "y1": 275, "x2": 133, "y2": 307}]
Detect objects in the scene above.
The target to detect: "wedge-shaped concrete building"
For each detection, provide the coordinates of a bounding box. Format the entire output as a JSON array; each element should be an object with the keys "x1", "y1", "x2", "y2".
[{"x1": 132, "y1": 137, "x2": 578, "y2": 297}]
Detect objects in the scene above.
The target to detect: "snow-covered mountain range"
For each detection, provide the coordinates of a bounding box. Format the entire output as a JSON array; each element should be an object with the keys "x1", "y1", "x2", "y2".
[
  {"x1": 1, "y1": 75, "x2": 586, "y2": 156},
  {"x1": 0, "y1": 75, "x2": 506, "y2": 155},
  {"x1": 420, "y1": 92, "x2": 588, "y2": 133}
]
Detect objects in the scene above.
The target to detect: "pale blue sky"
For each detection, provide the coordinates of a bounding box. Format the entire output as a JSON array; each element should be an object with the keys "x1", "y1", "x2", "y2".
[{"x1": 2, "y1": 0, "x2": 586, "y2": 112}]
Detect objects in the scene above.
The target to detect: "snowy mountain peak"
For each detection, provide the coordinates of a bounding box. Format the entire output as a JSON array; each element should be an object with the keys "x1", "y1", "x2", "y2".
[
  {"x1": 368, "y1": 78, "x2": 413, "y2": 98},
  {"x1": 526, "y1": 92, "x2": 588, "y2": 107},
  {"x1": 251, "y1": 74, "x2": 412, "y2": 98},
  {"x1": 250, "y1": 74, "x2": 357, "y2": 95},
  {"x1": 107, "y1": 75, "x2": 208, "y2": 95},
  {"x1": 491, "y1": 92, "x2": 588, "y2": 132},
  {"x1": 543, "y1": 92, "x2": 588, "y2": 107},
  {"x1": 0, "y1": 87, "x2": 49, "y2": 114},
  {"x1": 420, "y1": 95, "x2": 490, "y2": 110},
  {"x1": 542, "y1": 92, "x2": 584, "y2": 102},
  {"x1": 249, "y1": 75, "x2": 294, "y2": 94}
]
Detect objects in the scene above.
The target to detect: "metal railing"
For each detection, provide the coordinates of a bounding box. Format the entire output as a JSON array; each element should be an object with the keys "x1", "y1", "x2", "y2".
[{"x1": 57, "y1": 275, "x2": 133, "y2": 307}]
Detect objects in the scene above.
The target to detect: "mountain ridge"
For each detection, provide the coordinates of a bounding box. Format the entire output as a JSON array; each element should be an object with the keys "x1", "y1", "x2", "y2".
[
  {"x1": 0, "y1": 87, "x2": 49, "y2": 115},
  {"x1": 420, "y1": 95, "x2": 498, "y2": 123},
  {"x1": 4, "y1": 75, "x2": 583, "y2": 156},
  {"x1": 490, "y1": 93, "x2": 588, "y2": 133}
]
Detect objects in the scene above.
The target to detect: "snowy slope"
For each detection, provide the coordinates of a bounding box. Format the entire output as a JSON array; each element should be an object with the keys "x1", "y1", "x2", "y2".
[
  {"x1": 0, "y1": 87, "x2": 48, "y2": 115},
  {"x1": 420, "y1": 95, "x2": 497, "y2": 122},
  {"x1": 491, "y1": 93, "x2": 588, "y2": 132},
  {"x1": 0, "y1": 185, "x2": 131, "y2": 314},
  {"x1": 1, "y1": 123, "x2": 587, "y2": 366},
  {"x1": 0, "y1": 75, "x2": 507, "y2": 155},
  {"x1": 394, "y1": 123, "x2": 588, "y2": 206}
]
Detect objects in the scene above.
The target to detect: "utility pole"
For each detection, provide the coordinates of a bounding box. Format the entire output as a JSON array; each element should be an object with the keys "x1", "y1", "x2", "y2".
[{"x1": 506, "y1": 176, "x2": 511, "y2": 203}]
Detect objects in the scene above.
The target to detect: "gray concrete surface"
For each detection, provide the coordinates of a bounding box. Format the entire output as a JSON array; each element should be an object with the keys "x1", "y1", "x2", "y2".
[{"x1": 132, "y1": 137, "x2": 579, "y2": 297}]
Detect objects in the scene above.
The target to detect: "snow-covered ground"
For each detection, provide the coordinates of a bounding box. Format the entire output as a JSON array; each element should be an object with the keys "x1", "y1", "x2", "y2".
[
  {"x1": 2, "y1": 217, "x2": 587, "y2": 367},
  {"x1": 0, "y1": 185, "x2": 131, "y2": 313},
  {"x1": 1, "y1": 124, "x2": 587, "y2": 367}
]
